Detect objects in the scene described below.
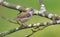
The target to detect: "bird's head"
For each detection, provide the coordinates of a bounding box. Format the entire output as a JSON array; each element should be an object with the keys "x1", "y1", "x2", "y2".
[{"x1": 26, "y1": 8, "x2": 34, "y2": 14}]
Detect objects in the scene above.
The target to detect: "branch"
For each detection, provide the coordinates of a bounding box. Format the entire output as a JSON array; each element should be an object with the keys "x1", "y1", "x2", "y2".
[
  {"x1": 34, "y1": 10, "x2": 60, "y2": 21},
  {"x1": 38, "y1": 0, "x2": 60, "y2": 21},
  {"x1": 25, "y1": 26, "x2": 47, "y2": 37},
  {"x1": 0, "y1": 0, "x2": 26, "y2": 12},
  {"x1": 39, "y1": 0, "x2": 46, "y2": 12},
  {"x1": 0, "y1": 0, "x2": 60, "y2": 37},
  {"x1": 0, "y1": 20, "x2": 60, "y2": 37},
  {"x1": 0, "y1": 0, "x2": 46, "y2": 13},
  {"x1": 0, "y1": 0, "x2": 60, "y2": 21},
  {"x1": 39, "y1": 0, "x2": 44, "y2": 5}
]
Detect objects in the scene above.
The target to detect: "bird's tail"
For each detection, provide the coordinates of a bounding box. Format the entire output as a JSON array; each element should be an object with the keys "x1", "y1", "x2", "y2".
[
  {"x1": 1, "y1": 16, "x2": 10, "y2": 20},
  {"x1": 1, "y1": 16, "x2": 16, "y2": 20},
  {"x1": 1, "y1": 16, "x2": 19, "y2": 24}
]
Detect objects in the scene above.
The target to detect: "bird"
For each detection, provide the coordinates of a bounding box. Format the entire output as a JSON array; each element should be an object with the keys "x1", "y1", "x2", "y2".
[
  {"x1": 13, "y1": 8, "x2": 34, "y2": 26},
  {"x1": 1, "y1": 8, "x2": 34, "y2": 27}
]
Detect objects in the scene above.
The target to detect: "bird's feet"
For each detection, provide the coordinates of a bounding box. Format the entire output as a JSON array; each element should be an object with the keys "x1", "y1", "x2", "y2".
[{"x1": 20, "y1": 23, "x2": 27, "y2": 28}]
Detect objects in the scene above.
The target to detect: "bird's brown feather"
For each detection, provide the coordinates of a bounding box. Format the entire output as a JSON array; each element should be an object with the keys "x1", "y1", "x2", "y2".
[{"x1": 17, "y1": 13, "x2": 31, "y2": 19}]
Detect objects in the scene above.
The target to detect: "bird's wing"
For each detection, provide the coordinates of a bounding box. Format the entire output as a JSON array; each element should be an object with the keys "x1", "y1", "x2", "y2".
[{"x1": 17, "y1": 13, "x2": 31, "y2": 19}]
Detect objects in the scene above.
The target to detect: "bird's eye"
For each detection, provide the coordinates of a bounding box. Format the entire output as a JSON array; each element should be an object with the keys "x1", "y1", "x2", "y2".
[{"x1": 30, "y1": 9, "x2": 33, "y2": 11}]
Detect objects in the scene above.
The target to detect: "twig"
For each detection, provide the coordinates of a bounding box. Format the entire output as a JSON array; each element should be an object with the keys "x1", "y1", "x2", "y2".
[
  {"x1": 0, "y1": 0, "x2": 26, "y2": 12},
  {"x1": 0, "y1": 20, "x2": 60, "y2": 37}
]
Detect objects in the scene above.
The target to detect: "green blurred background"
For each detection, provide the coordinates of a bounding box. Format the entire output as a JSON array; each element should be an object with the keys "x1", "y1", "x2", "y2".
[{"x1": 0, "y1": 0, "x2": 60, "y2": 37}]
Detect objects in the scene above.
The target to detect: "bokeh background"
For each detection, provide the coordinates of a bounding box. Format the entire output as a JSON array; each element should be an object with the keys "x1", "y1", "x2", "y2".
[{"x1": 0, "y1": 0, "x2": 60, "y2": 37}]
